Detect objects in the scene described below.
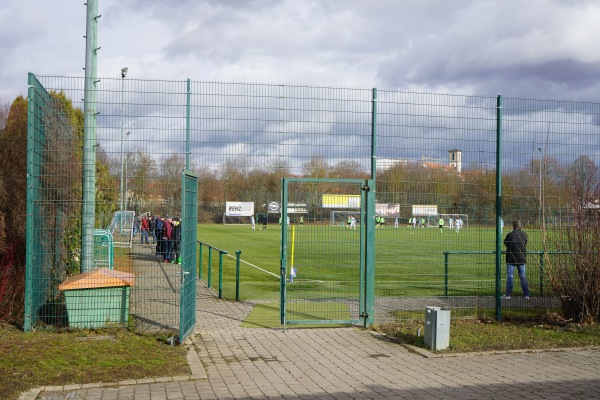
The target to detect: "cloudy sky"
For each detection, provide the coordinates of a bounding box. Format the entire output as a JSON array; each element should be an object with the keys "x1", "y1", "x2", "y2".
[{"x1": 2, "y1": 0, "x2": 600, "y2": 101}]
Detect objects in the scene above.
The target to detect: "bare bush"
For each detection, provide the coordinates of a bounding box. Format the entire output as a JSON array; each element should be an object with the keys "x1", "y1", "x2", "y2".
[{"x1": 546, "y1": 156, "x2": 600, "y2": 324}]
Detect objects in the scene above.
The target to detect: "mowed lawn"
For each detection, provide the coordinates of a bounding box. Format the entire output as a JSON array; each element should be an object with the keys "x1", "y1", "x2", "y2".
[{"x1": 197, "y1": 223, "x2": 551, "y2": 302}]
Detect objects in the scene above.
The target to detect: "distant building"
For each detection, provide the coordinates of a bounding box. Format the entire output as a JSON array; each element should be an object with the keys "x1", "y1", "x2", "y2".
[
  {"x1": 376, "y1": 158, "x2": 409, "y2": 172},
  {"x1": 448, "y1": 149, "x2": 462, "y2": 173},
  {"x1": 377, "y1": 149, "x2": 462, "y2": 174}
]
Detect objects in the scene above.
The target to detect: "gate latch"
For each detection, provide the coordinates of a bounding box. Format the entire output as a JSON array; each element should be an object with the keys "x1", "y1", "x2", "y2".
[
  {"x1": 362, "y1": 185, "x2": 370, "y2": 192},
  {"x1": 360, "y1": 312, "x2": 369, "y2": 319}
]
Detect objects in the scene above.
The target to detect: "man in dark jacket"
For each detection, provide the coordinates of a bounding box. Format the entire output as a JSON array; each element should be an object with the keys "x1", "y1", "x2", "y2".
[{"x1": 502, "y1": 220, "x2": 530, "y2": 300}]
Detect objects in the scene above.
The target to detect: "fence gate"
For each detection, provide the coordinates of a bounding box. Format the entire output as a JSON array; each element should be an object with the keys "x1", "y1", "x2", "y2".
[
  {"x1": 179, "y1": 171, "x2": 198, "y2": 343},
  {"x1": 280, "y1": 178, "x2": 375, "y2": 327}
]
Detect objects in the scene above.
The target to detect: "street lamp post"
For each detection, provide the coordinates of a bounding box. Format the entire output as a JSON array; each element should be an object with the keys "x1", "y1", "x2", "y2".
[
  {"x1": 124, "y1": 131, "x2": 131, "y2": 211},
  {"x1": 538, "y1": 147, "x2": 542, "y2": 227},
  {"x1": 119, "y1": 67, "x2": 128, "y2": 211}
]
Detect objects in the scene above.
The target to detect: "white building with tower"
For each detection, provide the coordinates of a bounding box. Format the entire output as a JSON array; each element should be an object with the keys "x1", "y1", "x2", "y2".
[{"x1": 448, "y1": 149, "x2": 462, "y2": 173}]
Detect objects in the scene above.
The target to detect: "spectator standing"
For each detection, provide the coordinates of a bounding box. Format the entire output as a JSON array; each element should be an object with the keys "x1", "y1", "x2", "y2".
[
  {"x1": 155, "y1": 215, "x2": 164, "y2": 258},
  {"x1": 140, "y1": 215, "x2": 149, "y2": 244},
  {"x1": 502, "y1": 220, "x2": 530, "y2": 300},
  {"x1": 171, "y1": 217, "x2": 181, "y2": 263}
]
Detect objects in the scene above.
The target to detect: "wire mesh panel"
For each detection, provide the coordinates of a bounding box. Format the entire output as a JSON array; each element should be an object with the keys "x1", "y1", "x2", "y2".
[
  {"x1": 282, "y1": 178, "x2": 366, "y2": 325},
  {"x1": 25, "y1": 74, "x2": 84, "y2": 330},
  {"x1": 500, "y1": 97, "x2": 600, "y2": 319},
  {"x1": 26, "y1": 76, "x2": 189, "y2": 335},
  {"x1": 372, "y1": 92, "x2": 501, "y2": 321},
  {"x1": 26, "y1": 74, "x2": 600, "y2": 327}
]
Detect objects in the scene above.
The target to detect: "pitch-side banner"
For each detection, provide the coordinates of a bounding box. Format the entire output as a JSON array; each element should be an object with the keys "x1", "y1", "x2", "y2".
[
  {"x1": 226, "y1": 202, "x2": 254, "y2": 216},
  {"x1": 412, "y1": 204, "x2": 438, "y2": 216},
  {"x1": 267, "y1": 201, "x2": 307, "y2": 214},
  {"x1": 322, "y1": 194, "x2": 361, "y2": 209},
  {"x1": 376, "y1": 203, "x2": 400, "y2": 217}
]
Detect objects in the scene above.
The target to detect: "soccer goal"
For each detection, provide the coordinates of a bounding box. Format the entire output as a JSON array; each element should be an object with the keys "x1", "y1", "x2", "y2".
[
  {"x1": 108, "y1": 210, "x2": 135, "y2": 248},
  {"x1": 330, "y1": 210, "x2": 362, "y2": 227},
  {"x1": 427, "y1": 214, "x2": 469, "y2": 229}
]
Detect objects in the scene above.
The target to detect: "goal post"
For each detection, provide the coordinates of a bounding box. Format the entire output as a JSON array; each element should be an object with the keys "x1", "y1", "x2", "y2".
[
  {"x1": 108, "y1": 210, "x2": 135, "y2": 248},
  {"x1": 222, "y1": 214, "x2": 252, "y2": 225},
  {"x1": 330, "y1": 210, "x2": 361, "y2": 227}
]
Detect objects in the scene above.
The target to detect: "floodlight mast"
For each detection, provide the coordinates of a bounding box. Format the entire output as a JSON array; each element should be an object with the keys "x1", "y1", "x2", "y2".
[
  {"x1": 81, "y1": 0, "x2": 99, "y2": 273},
  {"x1": 119, "y1": 67, "x2": 128, "y2": 211}
]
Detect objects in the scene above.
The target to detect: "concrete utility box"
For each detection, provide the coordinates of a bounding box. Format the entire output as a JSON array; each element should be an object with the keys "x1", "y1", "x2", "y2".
[
  {"x1": 59, "y1": 268, "x2": 135, "y2": 329},
  {"x1": 424, "y1": 306, "x2": 451, "y2": 350}
]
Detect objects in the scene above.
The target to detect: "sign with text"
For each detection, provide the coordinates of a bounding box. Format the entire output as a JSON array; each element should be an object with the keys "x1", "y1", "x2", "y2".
[
  {"x1": 287, "y1": 202, "x2": 308, "y2": 214},
  {"x1": 322, "y1": 194, "x2": 361, "y2": 209},
  {"x1": 226, "y1": 202, "x2": 254, "y2": 216}
]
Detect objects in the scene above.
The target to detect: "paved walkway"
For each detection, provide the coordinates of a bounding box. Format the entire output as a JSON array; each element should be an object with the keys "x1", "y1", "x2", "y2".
[{"x1": 24, "y1": 285, "x2": 600, "y2": 400}]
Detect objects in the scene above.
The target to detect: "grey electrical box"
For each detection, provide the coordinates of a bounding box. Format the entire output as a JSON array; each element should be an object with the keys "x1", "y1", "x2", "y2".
[{"x1": 424, "y1": 306, "x2": 451, "y2": 350}]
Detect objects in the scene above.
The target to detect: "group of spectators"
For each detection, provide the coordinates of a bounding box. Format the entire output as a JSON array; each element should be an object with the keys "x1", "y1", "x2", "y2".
[{"x1": 135, "y1": 214, "x2": 181, "y2": 264}]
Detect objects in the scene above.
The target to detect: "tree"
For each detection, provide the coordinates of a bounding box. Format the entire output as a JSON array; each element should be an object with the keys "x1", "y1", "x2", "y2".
[
  {"x1": 303, "y1": 156, "x2": 331, "y2": 178},
  {"x1": 125, "y1": 148, "x2": 157, "y2": 213},
  {"x1": 0, "y1": 96, "x2": 28, "y2": 249},
  {"x1": 156, "y1": 154, "x2": 185, "y2": 215}
]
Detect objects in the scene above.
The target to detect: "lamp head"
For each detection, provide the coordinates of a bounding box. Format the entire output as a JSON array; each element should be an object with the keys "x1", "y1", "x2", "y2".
[{"x1": 121, "y1": 67, "x2": 128, "y2": 78}]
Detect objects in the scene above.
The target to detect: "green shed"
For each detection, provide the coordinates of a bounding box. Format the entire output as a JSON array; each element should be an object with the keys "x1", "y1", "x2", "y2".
[{"x1": 58, "y1": 268, "x2": 135, "y2": 328}]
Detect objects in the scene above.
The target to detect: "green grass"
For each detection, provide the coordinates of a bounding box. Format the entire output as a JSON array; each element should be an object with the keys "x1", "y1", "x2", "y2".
[
  {"x1": 197, "y1": 223, "x2": 554, "y2": 302},
  {"x1": 0, "y1": 325, "x2": 189, "y2": 400},
  {"x1": 373, "y1": 318, "x2": 600, "y2": 353}
]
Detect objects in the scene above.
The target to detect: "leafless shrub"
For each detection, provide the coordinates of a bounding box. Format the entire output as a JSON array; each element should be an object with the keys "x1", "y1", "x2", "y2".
[{"x1": 546, "y1": 156, "x2": 600, "y2": 324}]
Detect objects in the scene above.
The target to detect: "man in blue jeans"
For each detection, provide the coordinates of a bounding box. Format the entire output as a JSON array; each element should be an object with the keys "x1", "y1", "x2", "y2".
[{"x1": 502, "y1": 220, "x2": 530, "y2": 300}]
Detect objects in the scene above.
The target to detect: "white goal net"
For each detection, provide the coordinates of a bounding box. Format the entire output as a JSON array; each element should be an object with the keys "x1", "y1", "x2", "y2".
[{"x1": 426, "y1": 214, "x2": 468, "y2": 229}]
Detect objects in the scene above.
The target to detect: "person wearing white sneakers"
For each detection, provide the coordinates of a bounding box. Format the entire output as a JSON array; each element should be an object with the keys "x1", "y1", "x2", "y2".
[{"x1": 501, "y1": 220, "x2": 530, "y2": 300}]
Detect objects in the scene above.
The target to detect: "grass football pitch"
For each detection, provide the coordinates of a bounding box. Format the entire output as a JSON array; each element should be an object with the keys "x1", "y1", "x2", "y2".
[{"x1": 197, "y1": 223, "x2": 549, "y2": 302}]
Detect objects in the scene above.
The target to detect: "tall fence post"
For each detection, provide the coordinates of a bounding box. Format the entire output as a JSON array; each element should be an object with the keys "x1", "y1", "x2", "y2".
[
  {"x1": 185, "y1": 79, "x2": 191, "y2": 170},
  {"x1": 235, "y1": 250, "x2": 242, "y2": 301},
  {"x1": 495, "y1": 94, "x2": 503, "y2": 321}
]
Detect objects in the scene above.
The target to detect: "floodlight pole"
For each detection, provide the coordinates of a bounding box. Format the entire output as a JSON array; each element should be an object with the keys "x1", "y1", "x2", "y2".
[
  {"x1": 538, "y1": 147, "x2": 542, "y2": 227},
  {"x1": 81, "y1": 0, "x2": 99, "y2": 273},
  {"x1": 124, "y1": 131, "x2": 131, "y2": 211},
  {"x1": 119, "y1": 67, "x2": 128, "y2": 211}
]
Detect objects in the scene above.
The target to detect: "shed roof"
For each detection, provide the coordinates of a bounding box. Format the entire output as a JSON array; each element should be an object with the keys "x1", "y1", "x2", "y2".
[{"x1": 58, "y1": 268, "x2": 135, "y2": 290}]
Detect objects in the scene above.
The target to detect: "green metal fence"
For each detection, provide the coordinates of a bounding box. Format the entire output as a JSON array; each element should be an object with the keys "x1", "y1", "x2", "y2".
[{"x1": 25, "y1": 74, "x2": 600, "y2": 329}]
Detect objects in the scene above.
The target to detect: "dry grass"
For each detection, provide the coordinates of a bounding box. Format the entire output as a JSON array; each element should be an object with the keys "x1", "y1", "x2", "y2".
[{"x1": 0, "y1": 324, "x2": 189, "y2": 400}]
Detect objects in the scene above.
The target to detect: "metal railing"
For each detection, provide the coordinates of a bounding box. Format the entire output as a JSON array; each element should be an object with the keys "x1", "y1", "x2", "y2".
[
  {"x1": 442, "y1": 250, "x2": 562, "y2": 297},
  {"x1": 198, "y1": 241, "x2": 245, "y2": 300}
]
